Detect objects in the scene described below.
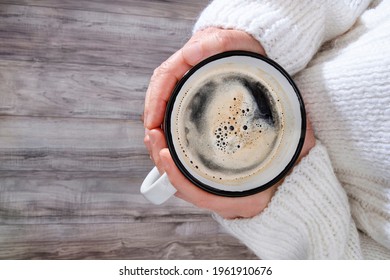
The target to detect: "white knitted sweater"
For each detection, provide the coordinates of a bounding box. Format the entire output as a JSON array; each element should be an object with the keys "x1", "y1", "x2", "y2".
[{"x1": 194, "y1": 0, "x2": 390, "y2": 259}]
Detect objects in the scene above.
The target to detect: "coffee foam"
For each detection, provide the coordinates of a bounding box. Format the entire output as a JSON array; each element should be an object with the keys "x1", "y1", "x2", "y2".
[{"x1": 173, "y1": 69, "x2": 284, "y2": 186}]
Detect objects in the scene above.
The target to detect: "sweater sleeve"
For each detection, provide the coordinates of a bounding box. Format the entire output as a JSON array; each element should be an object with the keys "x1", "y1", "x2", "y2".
[
  {"x1": 213, "y1": 142, "x2": 363, "y2": 259},
  {"x1": 194, "y1": 0, "x2": 371, "y2": 75}
]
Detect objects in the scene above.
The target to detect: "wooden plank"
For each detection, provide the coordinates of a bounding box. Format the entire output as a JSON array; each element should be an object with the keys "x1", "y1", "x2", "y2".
[
  {"x1": 0, "y1": 61, "x2": 148, "y2": 119},
  {"x1": 0, "y1": 116, "x2": 149, "y2": 172},
  {"x1": 0, "y1": 168, "x2": 256, "y2": 260},
  {"x1": 0, "y1": 171, "x2": 210, "y2": 224},
  {"x1": 0, "y1": 5, "x2": 193, "y2": 67},
  {"x1": 4, "y1": 0, "x2": 208, "y2": 20},
  {"x1": 0, "y1": 223, "x2": 257, "y2": 259}
]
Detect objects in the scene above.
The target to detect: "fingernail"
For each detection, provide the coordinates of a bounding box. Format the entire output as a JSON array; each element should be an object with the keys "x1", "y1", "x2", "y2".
[{"x1": 183, "y1": 41, "x2": 202, "y2": 65}]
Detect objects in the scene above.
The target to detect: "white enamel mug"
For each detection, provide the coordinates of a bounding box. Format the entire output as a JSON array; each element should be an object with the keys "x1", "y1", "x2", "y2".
[{"x1": 141, "y1": 51, "x2": 305, "y2": 204}]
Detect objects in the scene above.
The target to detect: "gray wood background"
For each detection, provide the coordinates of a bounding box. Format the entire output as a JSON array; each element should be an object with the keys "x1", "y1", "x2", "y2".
[{"x1": 0, "y1": 0, "x2": 256, "y2": 259}]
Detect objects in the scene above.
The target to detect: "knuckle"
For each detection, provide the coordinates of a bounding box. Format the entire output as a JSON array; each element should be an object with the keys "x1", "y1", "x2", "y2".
[
  {"x1": 143, "y1": 135, "x2": 149, "y2": 145},
  {"x1": 153, "y1": 60, "x2": 171, "y2": 77},
  {"x1": 214, "y1": 31, "x2": 232, "y2": 49},
  {"x1": 143, "y1": 135, "x2": 151, "y2": 149}
]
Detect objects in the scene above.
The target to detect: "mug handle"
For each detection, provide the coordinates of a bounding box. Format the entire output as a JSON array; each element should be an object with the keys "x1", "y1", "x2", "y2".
[{"x1": 140, "y1": 167, "x2": 177, "y2": 205}]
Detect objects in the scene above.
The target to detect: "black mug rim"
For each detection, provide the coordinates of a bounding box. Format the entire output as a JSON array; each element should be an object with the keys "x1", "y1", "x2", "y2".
[{"x1": 164, "y1": 50, "x2": 306, "y2": 197}]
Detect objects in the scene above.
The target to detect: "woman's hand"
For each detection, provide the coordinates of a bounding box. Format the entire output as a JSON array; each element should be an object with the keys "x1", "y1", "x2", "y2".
[
  {"x1": 144, "y1": 27, "x2": 315, "y2": 219},
  {"x1": 144, "y1": 27, "x2": 265, "y2": 130},
  {"x1": 145, "y1": 122, "x2": 315, "y2": 219}
]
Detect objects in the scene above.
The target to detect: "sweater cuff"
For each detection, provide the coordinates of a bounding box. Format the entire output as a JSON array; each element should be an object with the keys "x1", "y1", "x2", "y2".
[
  {"x1": 194, "y1": 0, "x2": 325, "y2": 75},
  {"x1": 213, "y1": 142, "x2": 360, "y2": 259}
]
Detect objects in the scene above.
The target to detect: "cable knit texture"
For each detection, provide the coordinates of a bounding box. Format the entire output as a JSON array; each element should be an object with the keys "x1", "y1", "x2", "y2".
[
  {"x1": 214, "y1": 143, "x2": 362, "y2": 259},
  {"x1": 194, "y1": 0, "x2": 371, "y2": 75},
  {"x1": 196, "y1": 0, "x2": 390, "y2": 259}
]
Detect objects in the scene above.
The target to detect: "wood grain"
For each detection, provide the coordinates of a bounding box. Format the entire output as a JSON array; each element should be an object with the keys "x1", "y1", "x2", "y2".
[
  {"x1": 0, "y1": 171, "x2": 209, "y2": 225},
  {"x1": 3, "y1": 0, "x2": 207, "y2": 20},
  {"x1": 0, "y1": 4, "x2": 192, "y2": 67},
  {"x1": 0, "y1": 223, "x2": 256, "y2": 259},
  {"x1": 0, "y1": 61, "x2": 147, "y2": 119},
  {"x1": 0, "y1": 116, "x2": 149, "y2": 172},
  {"x1": 0, "y1": 0, "x2": 257, "y2": 260}
]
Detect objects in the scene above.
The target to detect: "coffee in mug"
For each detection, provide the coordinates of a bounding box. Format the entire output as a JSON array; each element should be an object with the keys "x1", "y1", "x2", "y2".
[{"x1": 141, "y1": 51, "x2": 305, "y2": 204}]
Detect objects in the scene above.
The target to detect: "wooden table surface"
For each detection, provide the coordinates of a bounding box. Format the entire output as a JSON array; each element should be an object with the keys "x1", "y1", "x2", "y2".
[{"x1": 0, "y1": 0, "x2": 256, "y2": 259}]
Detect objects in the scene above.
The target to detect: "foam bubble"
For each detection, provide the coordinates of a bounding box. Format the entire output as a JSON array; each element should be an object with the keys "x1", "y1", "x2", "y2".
[{"x1": 175, "y1": 71, "x2": 283, "y2": 186}]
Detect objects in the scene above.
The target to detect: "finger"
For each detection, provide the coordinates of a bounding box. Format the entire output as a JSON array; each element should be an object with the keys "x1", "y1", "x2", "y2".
[
  {"x1": 160, "y1": 147, "x2": 278, "y2": 219},
  {"x1": 144, "y1": 128, "x2": 154, "y2": 165},
  {"x1": 160, "y1": 148, "x2": 253, "y2": 219},
  {"x1": 144, "y1": 49, "x2": 193, "y2": 129},
  {"x1": 183, "y1": 28, "x2": 265, "y2": 66},
  {"x1": 144, "y1": 133, "x2": 152, "y2": 156},
  {"x1": 148, "y1": 128, "x2": 168, "y2": 174},
  {"x1": 159, "y1": 148, "x2": 217, "y2": 209},
  {"x1": 145, "y1": 29, "x2": 266, "y2": 130}
]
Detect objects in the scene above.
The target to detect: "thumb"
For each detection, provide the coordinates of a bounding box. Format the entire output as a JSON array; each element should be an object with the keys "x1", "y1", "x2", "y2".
[
  {"x1": 182, "y1": 27, "x2": 265, "y2": 66},
  {"x1": 159, "y1": 148, "x2": 214, "y2": 206}
]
